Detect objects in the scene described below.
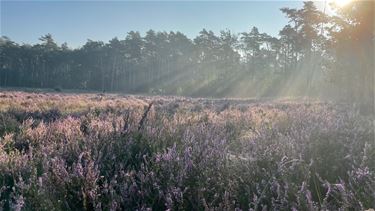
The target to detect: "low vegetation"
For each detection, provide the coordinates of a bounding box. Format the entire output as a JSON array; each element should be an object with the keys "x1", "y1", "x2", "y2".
[{"x1": 0, "y1": 91, "x2": 373, "y2": 210}]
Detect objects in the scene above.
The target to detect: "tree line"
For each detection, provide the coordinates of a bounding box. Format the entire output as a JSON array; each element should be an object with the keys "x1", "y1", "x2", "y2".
[{"x1": 0, "y1": 1, "x2": 373, "y2": 102}]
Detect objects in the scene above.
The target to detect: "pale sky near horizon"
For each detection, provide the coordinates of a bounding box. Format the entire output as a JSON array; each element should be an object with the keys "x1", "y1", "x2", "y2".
[{"x1": 1, "y1": 1, "x2": 327, "y2": 48}]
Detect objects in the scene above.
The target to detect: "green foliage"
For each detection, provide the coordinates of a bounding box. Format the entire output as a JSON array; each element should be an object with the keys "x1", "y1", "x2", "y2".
[{"x1": 0, "y1": 114, "x2": 19, "y2": 137}]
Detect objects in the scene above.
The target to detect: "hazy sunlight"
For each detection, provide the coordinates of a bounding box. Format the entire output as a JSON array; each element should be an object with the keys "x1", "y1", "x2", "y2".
[{"x1": 330, "y1": 0, "x2": 353, "y2": 7}]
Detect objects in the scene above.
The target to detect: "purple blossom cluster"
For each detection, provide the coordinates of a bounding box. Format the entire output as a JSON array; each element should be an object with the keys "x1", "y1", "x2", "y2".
[{"x1": 0, "y1": 92, "x2": 374, "y2": 210}]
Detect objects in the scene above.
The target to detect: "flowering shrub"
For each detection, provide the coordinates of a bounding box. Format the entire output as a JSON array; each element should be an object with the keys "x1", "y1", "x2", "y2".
[{"x1": 0, "y1": 92, "x2": 374, "y2": 210}]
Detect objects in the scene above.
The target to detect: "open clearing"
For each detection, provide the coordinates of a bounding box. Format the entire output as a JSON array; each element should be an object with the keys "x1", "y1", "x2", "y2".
[{"x1": 0, "y1": 91, "x2": 374, "y2": 210}]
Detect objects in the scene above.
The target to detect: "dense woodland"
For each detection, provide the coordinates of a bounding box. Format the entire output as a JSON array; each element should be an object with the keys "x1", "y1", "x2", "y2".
[{"x1": 0, "y1": 1, "x2": 373, "y2": 101}]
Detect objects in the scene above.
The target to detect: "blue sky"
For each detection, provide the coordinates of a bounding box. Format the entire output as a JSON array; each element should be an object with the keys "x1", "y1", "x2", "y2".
[{"x1": 1, "y1": 1, "x2": 305, "y2": 48}]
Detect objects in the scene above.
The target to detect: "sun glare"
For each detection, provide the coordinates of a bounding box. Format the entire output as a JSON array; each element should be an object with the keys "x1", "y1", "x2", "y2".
[{"x1": 330, "y1": 0, "x2": 353, "y2": 7}]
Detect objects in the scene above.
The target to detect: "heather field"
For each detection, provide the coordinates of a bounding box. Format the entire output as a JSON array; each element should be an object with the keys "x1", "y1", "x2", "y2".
[{"x1": 0, "y1": 91, "x2": 374, "y2": 210}]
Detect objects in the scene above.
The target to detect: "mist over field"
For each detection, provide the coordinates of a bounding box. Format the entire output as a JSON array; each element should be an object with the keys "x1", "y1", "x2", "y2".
[{"x1": 0, "y1": 0, "x2": 374, "y2": 210}]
